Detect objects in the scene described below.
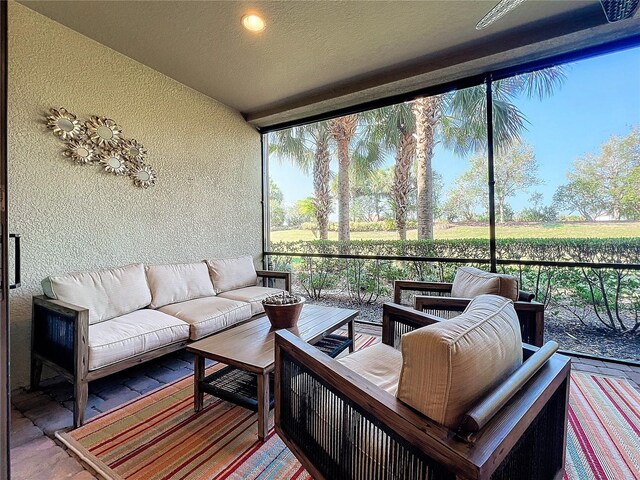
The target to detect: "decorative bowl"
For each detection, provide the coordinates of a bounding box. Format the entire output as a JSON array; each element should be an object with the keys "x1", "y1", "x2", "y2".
[{"x1": 263, "y1": 294, "x2": 305, "y2": 329}]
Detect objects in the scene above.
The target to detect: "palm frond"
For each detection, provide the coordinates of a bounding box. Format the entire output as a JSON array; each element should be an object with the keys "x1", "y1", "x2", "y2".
[
  {"x1": 360, "y1": 103, "x2": 414, "y2": 150},
  {"x1": 441, "y1": 85, "x2": 487, "y2": 156},
  {"x1": 269, "y1": 127, "x2": 314, "y2": 174},
  {"x1": 439, "y1": 66, "x2": 564, "y2": 155},
  {"x1": 502, "y1": 66, "x2": 567, "y2": 101},
  {"x1": 352, "y1": 136, "x2": 386, "y2": 184},
  {"x1": 492, "y1": 99, "x2": 528, "y2": 152}
]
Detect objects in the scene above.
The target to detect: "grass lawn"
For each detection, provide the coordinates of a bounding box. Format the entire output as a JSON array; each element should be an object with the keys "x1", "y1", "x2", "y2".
[{"x1": 270, "y1": 222, "x2": 640, "y2": 242}]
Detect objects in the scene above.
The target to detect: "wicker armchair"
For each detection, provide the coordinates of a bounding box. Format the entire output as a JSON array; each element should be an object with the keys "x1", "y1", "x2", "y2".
[
  {"x1": 274, "y1": 303, "x2": 570, "y2": 480},
  {"x1": 394, "y1": 279, "x2": 544, "y2": 346}
]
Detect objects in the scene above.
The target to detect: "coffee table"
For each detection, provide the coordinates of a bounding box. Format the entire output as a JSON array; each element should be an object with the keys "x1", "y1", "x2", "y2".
[{"x1": 187, "y1": 304, "x2": 358, "y2": 441}]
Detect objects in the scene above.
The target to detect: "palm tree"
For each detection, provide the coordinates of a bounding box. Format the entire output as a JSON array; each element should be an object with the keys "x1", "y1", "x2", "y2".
[
  {"x1": 269, "y1": 122, "x2": 332, "y2": 239},
  {"x1": 413, "y1": 67, "x2": 566, "y2": 239},
  {"x1": 363, "y1": 104, "x2": 417, "y2": 240},
  {"x1": 328, "y1": 115, "x2": 358, "y2": 241},
  {"x1": 413, "y1": 96, "x2": 442, "y2": 240}
]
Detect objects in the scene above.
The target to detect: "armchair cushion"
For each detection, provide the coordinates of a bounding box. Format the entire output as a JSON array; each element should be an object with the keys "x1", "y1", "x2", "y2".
[
  {"x1": 42, "y1": 263, "x2": 151, "y2": 325},
  {"x1": 88, "y1": 309, "x2": 189, "y2": 370},
  {"x1": 218, "y1": 286, "x2": 285, "y2": 315},
  {"x1": 451, "y1": 266, "x2": 519, "y2": 301},
  {"x1": 338, "y1": 343, "x2": 402, "y2": 395},
  {"x1": 396, "y1": 294, "x2": 522, "y2": 429},
  {"x1": 206, "y1": 256, "x2": 258, "y2": 293},
  {"x1": 146, "y1": 262, "x2": 215, "y2": 309}
]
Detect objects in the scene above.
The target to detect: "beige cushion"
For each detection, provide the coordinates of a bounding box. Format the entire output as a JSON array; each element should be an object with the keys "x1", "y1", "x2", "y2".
[
  {"x1": 338, "y1": 343, "x2": 402, "y2": 395},
  {"x1": 396, "y1": 294, "x2": 523, "y2": 429},
  {"x1": 451, "y1": 266, "x2": 519, "y2": 301},
  {"x1": 146, "y1": 262, "x2": 215, "y2": 309},
  {"x1": 206, "y1": 256, "x2": 257, "y2": 293},
  {"x1": 158, "y1": 296, "x2": 252, "y2": 340},
  {"x1": 42, "y1": 263, "x2": 152, "y2": 325},
  {"x1": 88, "y1": 310, "x2": 189, "y2": 370},
  {"x1": 218, "y1": 286, "x2": 284, "y2": 316}
]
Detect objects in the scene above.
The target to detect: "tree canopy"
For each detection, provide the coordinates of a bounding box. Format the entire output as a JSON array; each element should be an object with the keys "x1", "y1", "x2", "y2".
[
  {"x1": 554, "y1": 128, "x2": 640, "y2": 221},
  {"x1": 444, "y1": 142, "x2": 542, "y2": 223}
]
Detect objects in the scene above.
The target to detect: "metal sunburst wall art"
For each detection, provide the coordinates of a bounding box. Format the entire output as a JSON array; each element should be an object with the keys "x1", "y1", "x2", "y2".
[{"x1": 45, "y1": 107, "x2": 157, "y2": 189}]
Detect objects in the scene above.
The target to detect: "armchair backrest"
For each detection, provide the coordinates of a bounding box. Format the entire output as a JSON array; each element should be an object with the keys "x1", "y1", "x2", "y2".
[
  {"x1": 451, "y1": 266, "x2": 519, "y2": 301},
  {"x1": 396, "y1": 295, "x2": 523, "y2": 429},
  {"x1": 382, "y1": 302, "x2": 566, "y2": 436}
]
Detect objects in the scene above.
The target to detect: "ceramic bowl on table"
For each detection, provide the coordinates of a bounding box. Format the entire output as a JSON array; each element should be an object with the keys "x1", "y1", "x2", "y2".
[{"x1": 263, "y1": 294, "x2": 305, "y2": 329}]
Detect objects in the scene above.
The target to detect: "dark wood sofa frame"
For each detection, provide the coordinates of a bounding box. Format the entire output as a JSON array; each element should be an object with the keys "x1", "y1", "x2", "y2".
[
  {"x1": 275, "y1": 302, "x2": 570, "y2": 480},
  {"x1": 394, "y1": 280, "x2": 545, "y2": 346},
  {"x1": 31, "y1": 270, "x2": 290, "y2": 427}
]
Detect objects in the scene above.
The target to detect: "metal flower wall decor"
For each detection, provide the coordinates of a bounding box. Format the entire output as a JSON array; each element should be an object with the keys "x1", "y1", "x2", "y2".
[{"x1": 45, "y1": 107, "x2": 157, "y2": 189}]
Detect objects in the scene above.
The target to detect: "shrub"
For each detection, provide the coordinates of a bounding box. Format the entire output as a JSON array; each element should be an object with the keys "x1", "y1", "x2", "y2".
[{"x1": 269, "y1": 237, "x2": 640, "y2": 334}]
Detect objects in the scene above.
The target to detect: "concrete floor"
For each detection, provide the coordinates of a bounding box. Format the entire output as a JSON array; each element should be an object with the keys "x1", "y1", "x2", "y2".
[{"x1": 9, "y1": 328, "x2": 640, "y2": 480}]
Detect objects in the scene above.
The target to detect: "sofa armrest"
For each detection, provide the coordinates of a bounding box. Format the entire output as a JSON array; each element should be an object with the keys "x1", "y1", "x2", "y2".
[
  {"x1": 256, "y1": 270, "x2": 291, "y2": 293},
  {"x1": 393, "y1": 280, "x2": 453, "y2": 304},
  {"x1": 382, "y1": 302, "x2": 444, "y2": 348},
  {"x1": 33, "y1": 295, "x2": 88, "y2": 317},
  {"x1": 31, "y1": 296, "x2": 89, "y2": 379}
]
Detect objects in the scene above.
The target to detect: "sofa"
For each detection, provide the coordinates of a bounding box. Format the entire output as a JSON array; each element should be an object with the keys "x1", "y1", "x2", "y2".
[
  {"x1": 275, "y1": 295, "x2": 570, "y2": 480},
  {"x1": 31, "y1": 255, "x2": 290, "y2": 427}
]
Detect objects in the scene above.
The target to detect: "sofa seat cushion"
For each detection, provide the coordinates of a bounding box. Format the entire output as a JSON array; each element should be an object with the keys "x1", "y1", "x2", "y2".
[
  {"x1": 88, "y1": 310, "x2": 189, "y2": 370},
  {"x1": 396, "y1": 294, "x2": 523, "y2": 429},
  {"x1": 158, "y1": 296, "x2": 252, "y2": 340},
  {"x1": 338, "y1": 343, "x2": 402, "y2": 395},
  {"x1": 450, "y1": 266, "x2": 519, "y2": 301},
  {"x1": 42, "y1": 263, "x2": 152, "y2": 325},
  {"x1": 206, "y1": 256, "x2": 258, "y2": 293},
  {"x1": 146, "y1": 262, "x2": 215, "y2": 309},
  {"x1": 218, "y1": 286, "x2": 284, "y2": 316}
]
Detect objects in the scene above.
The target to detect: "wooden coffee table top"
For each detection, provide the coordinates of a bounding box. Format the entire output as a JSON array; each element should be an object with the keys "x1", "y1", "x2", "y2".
[{"x1": 187, "y1": 304, "x2": 358, "y2": 373}]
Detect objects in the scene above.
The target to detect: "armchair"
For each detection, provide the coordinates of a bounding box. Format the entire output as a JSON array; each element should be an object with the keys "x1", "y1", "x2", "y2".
[
  {"x1": 394, "y1": 279, "x2": 544, "y2": 346},
  {"x1": 275, "y1": 302, "x2": 570, "y2": 480}
]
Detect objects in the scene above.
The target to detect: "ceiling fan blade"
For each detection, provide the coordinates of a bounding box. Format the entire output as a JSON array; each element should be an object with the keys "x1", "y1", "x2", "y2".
[
  {"x1": 476, "y1": 0, "x2": 528, "y2": 30},
  {"x1": 599, "y1": 0, "x2": 639, "y2": 22}
]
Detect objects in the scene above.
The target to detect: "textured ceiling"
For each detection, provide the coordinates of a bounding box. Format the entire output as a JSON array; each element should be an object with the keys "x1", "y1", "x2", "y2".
[{"x1": 20, "y1": 0, "x2": 617, "y2": 124}]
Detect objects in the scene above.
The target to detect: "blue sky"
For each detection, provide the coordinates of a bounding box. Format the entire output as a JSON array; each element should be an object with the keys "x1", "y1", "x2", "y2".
[{"x1": 269, "y1": 46, "x2": 640, "y2": 212}]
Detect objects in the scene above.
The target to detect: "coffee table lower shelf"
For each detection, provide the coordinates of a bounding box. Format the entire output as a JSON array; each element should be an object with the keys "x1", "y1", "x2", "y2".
[{"x1": 197, "y1": 333, "x2": 353, "y2": 413}]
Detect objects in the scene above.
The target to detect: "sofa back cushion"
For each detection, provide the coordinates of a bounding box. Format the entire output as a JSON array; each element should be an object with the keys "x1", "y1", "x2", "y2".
[
  {"x1": 450, "y1": 266, "x2": 519, "y2": 301},
  {"x1": 206, "y1": 256, "x2": 257, "y2": 293},
  {"x1": 41, "y1": 263, "x2": 152, "y2": 325},
  {"x1": 146, "y1": 262, "x2": 215, "y2": 309},
  {"x1": 396, "y1": 294, "x2": 523, "y2": 429}
]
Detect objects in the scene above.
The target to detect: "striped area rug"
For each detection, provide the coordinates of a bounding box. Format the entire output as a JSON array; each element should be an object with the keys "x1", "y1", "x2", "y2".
[
  {"x1": 58, "y1": 336, "x2": 640, "y2": 480},
  {"x1": 58, "y1": 333, "x2": 378, "y2": 480},
  {"x1": 565, "y1": 372, "x2": 640, "y2": 480}
]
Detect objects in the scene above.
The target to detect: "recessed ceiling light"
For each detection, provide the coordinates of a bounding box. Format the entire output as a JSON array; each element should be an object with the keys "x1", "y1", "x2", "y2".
[{"x1": 242, "y1": 13, "x2": 266, "y2": 33}]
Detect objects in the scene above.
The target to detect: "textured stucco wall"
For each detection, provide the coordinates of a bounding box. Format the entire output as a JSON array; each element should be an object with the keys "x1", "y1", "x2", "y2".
[{"x1": 8, "y1": 2, "x2": 262, "y2": 387}]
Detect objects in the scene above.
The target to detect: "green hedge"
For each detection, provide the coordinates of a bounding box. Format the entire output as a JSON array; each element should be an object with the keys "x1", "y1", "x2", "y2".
[
  {"x1": 269, "y1": 238, "x2": 640, "y2": 333},
  {"x1": 300, "y1": 220, "x2": 418, "y2": 232},
  {"x1": 270, "y1": 238, "x2": 640, "y2": 264}
]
